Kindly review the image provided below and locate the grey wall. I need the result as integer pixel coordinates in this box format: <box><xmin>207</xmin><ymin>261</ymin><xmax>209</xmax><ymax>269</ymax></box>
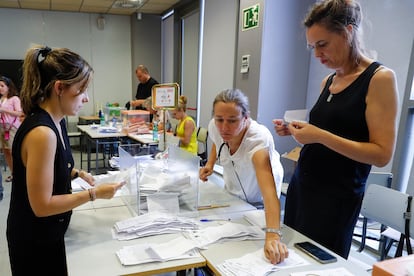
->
<box><xmin>131</xmin><ymin>13</ymin><xmax>162</xmax><ymax>98</ymax></box>
<box><xmin>198</xmin><ymin>0</ymin><xmax>238</xmax><ymax>129</ymax></box>
<box><xmin>0</xmin><ymin>8</ymin><xmax>132</xmax><ymax>125</ymax></box>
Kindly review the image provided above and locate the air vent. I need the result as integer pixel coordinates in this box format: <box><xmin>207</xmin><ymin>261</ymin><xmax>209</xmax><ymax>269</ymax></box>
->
<box><xmin>113</xmin><ymin>0</ymin><xmax>142</xmax><ymax>9</ymax></box>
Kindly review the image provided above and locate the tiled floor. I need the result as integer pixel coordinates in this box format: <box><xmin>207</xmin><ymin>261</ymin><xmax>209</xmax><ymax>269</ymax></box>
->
<box><xmin>0</xmin><ymin>150</ymin><xmax>389</xmax><ymax>276</ymax></box>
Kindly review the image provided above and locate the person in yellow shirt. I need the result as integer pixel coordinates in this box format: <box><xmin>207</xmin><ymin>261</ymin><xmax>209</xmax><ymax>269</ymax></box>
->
<box><xmin>171</xmin><ymin>95</ymin><xmax>197</xmax><ymax>155</ymax></box>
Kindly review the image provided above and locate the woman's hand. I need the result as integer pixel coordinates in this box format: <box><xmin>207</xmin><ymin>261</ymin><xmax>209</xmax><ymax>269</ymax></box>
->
<box><xmin>95</xmin><ymin>182</ymin><xmax>125</xmax><ymax>199</ymax></box>
<box><xmin>264</xmin><ymin>238</ymin><xmax>289</xmax><ymax>264</ymax></box>
<box><xmin>288</xmin><ymin>121</ymin><xmax>323</xmax><ymax>145</ymax></box>
<box><xmin>199</xmin><ymin>165</ymin><xmax>213</xmax><ymax>182</ymax></box>
<box><xmin>79</xmin><ymin>170</ymin><xmax>95</xmax><ymax>185</ymax></box>
<box><xmin>273</xmin><ymin>119</ymin><xmax>291</xmax><ymax>136</ymax></box>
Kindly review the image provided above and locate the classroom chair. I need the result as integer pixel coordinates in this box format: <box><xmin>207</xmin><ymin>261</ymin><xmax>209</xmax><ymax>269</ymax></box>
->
<box><xmin>360</xmin><ymin>184</ymin><xmax>412</xmax><ymax>260</ymax></box>
<box><xmin>196</xmin><ymin>126</ymin><xmax>208</xmax><ymax>166</ymax></box>
<box><xmin>356</xmin><ymin>172</ymin><xmax>393</xmax><ymax>252</ymax></box>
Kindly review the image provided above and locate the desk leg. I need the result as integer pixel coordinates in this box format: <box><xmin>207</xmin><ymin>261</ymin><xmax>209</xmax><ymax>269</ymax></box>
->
<box><xmin>87</xmin><ymin>136</ymin><xmax>91</xmax><ymax>173</ymax></box>
<box><xmin>79</xmin><ymin>134</ymin><xmax>83</xmax><ymax>170</ymax></box>
<box><xmin>95</xmin><ymin>139</ymin><xmax>99</xmax><ymax>175</ymax></box>
<box><xmin>176</xmin><ymin>270</ymin><xmax>187</xmax><ymax>276</ymax></box>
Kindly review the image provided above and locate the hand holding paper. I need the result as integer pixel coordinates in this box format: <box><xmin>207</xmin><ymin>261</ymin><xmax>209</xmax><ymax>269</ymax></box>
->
<box><xmin>283</xmin><ymin>109</ymin><xmax>308</xmax><ymax>124</ymax></box>
<box><xmin>273</xmin><ymin>109</ymin><xmax>308</xmax><ymax>137</ymax></box>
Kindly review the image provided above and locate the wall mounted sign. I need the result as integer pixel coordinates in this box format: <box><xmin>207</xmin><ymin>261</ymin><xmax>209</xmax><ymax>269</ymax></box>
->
<box><xmin>242</xmin><ymin>4</ymin><xmax>260</xmax><ymax>31</ymax></box>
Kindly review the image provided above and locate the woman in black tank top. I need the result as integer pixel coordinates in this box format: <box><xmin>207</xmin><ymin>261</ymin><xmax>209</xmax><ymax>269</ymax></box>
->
<box><xmin>274</xmin><ymin>0</ymin><xmax>398</xmax><ymax>259</ymax></box>
<box><xmin>7</xmin><ymin>46</ymin><xmax>124</xmax><ymax>276</ymax></box>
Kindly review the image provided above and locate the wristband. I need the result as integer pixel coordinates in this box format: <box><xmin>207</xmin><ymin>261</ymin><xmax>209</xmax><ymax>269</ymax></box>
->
<box><xmin>265</xmin><ymin>228</ymin><xmax>283</xmax><ymax>238</ymax></box>
<box><xmin>88</xmin><ymin>188</ymin><xmax>96</xmax><ymax>201</ymax></box>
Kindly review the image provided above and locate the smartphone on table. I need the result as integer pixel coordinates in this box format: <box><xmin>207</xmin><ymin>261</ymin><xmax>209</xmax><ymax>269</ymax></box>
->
<box><xmin>294</xmin><ymin>241</ymin><xmax>337</xmax><ymax>264</ymax></box>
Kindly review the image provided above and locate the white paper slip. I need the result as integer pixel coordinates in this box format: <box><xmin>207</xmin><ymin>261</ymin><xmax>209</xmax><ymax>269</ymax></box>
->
<box><xmin>283</xmin><ymin>109</ymin><xmax>308</xmax><ymax>124</ymax></box>
<box><xmin>217</xmin><ymin>249</ymin><xmax>309</xmax><ymax>276</ymax></box>
<box><xmin>290</xmin><ymin>267</ymin><xmax>354</xmax><ymax>276</ymax></box>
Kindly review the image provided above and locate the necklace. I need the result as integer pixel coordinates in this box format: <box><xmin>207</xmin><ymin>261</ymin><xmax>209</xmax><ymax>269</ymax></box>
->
<box><xmin>327</xmin><ymin>93</ymin><xmax>333</xmax><ymax>102</ymax></box>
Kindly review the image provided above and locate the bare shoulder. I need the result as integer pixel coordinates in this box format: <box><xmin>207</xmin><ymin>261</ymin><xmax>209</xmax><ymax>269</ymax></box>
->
<box><xmin>372</xmin><ymin>65</ymin><xmax>397</xmax><ymax>83</ymax></box>
<box><xmin>26</xmin><ymin>126</ymin><xmax>57</xmax><ymax>145</ymax></box>
<box><xmin>367</xmin><ymin>65</ymin><xmax>398</xmax><ymax>105</ymax></box>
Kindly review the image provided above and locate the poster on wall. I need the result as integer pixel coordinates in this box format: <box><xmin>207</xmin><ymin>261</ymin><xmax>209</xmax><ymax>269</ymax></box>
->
<box><xmin>152</xmin><ymin>83</ymin><xmax>179</xmax><ymax>109</ymax></box>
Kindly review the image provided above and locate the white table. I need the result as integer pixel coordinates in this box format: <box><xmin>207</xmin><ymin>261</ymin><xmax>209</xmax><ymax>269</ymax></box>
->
<box><xmin>65</xmin><ymin>177</ymin><xmax>256</xmax><ymax>276</ymax></box>
<box><xmin>77</xmin><ymin>125</ymin><xmax>127</xmax><ymax>174</ymax></box>
<box><xmin>65</xmin><ymin>203</ymin><xmax>206</xmax><ymax>276</ymax></box>
<box><xmin>200</xmin><ymin>222</ymin><xmax>371</xmax><ymax>276</ymax></box>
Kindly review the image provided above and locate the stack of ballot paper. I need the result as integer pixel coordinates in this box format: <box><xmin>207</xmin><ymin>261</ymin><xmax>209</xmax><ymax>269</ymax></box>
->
<box><xmin>217</xmin><ymin>249</ymin><xmax>310</xmax><ymax>276</ymax></box>
<box><xmin>113</xmin><ymin>212</ymin><xmax>199</xmax><ymax>240</ymax></box>
<box><xmin>116</xmin><ymin>236</ymin><xmax>201</xmax><ymax>266</ymax></box>
<box><xmin>116</xmin><ymin>222</ymin><xmax>268</xmax><ymax>266</ymax></box>
<box><xmin>184</xmin><ymin>222</ymin><xmax>265</xmax><ymax>248</ymax></box>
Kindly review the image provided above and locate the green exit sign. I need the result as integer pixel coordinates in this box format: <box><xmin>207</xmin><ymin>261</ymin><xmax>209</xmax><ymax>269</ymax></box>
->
<box><xmin>242</xmin><ymin>4</ymin><xmax>260</xmax><ymax>31</ymax></box>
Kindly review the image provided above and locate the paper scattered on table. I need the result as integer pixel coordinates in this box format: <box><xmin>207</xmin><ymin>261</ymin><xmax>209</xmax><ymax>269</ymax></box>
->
<box><xmin>184</xmin><ymin>222</ymin><xmax>265</xmax><ymax>248</ymax></box>
<box><xmin>113</xmin><ymin>212</ymin><xmax>199</xmax><ymax>240</ymax></box>
<box><xmin>290</xmin><ymin>267</ymin><xmax>354</xmax><ymax>276</ymax></box>
<box><xmin>98</xmin><ymin>126</ymin><xmax>118</xmax><ymax>133</ymax></box>
<box><xmin>116</xmin><ymin>238</ymin><xmax>201</xmax><ymax>266</ymax></box>
<box><xmin>217</xmin><ymin>249</ymin><xmax>309</xmax><ymax>276</ymax></box>
<box><xmin>283</xmin><ymin>109</ymin><xmax>308</xmax><ymax>124</ymax></box>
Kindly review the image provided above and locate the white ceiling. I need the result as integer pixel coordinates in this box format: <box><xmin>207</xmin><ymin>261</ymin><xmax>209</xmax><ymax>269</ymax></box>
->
<box><xmin>0</xmin><ymin>0</ymin><xmax>181</xmax><ymax>15</ymax></box>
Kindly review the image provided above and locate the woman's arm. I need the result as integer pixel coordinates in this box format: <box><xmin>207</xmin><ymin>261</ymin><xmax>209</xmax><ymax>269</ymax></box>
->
<box><xmin>180</xmin><ymin>119</ymin><xmax>195</xmax><ymax>146</ymax></box>
<box><xmin>23</xmin><ymin>126</ymin><xmax>122</xmax><ymax>217</ymax></box>
<box><xmin>288</xmin><ymin>67</ymin><xmax>398</xmax><ymax>167</ymax></box>
<box><xmin>252</xmin><ymin>149</ymin><xmax>288</xmax><ymax>264</ymax></box>
<box><xmin>199</xmin><ymin>143</ymin><xmax>217</xmax><ymax>181</ymax></box>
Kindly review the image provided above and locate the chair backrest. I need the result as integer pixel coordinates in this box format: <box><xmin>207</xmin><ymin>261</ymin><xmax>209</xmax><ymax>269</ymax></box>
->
<box><xmin>365</xmin><ymin>171</ymin><xmax>393</xmax><ymax>189</ymax></box>
<box><xmin>197</xmin><ymin>127</ymin><xmax>208</xmax><ymax>153</ymax></box>
<box><xmin>196</xmin><ymin>127</ymin><xmax>208</xmax><ymax>165</ymax></box>
<box><xmin>361</xmin><ymin>184</ymin><xmax>410</xmax><ymax>234</ymax></box>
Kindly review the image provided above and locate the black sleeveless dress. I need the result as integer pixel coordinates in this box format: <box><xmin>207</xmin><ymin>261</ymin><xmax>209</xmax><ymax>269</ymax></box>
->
<box><xmin>284</xmin><ymin>62</ymin><xmax>381</xmax><ymax>259</ymax></box>
<box><xmin>7</xmin><ymin>107</ymin><xmax>74</xmax><ymax>275</ymax></box>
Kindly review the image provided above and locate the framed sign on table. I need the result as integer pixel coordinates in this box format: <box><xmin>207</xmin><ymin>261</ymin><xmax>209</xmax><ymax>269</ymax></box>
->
<box><xmin>152</xmin><ymin>83</ymin><xmax>180</xmax><ymax>110</ymax></box>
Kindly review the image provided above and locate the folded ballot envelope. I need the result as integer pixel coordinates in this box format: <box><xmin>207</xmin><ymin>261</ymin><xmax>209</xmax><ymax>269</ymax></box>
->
<box><xmin>283</xmin><ymin>109</ymin><xmax>308</xmax><ymax>124</ymax></box>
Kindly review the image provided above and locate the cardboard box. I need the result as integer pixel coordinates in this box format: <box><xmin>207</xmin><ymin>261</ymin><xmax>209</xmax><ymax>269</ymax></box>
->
<box><xmin>121</xmin><ymin>110</ymin><xmax>150</xmax><ymax>126</ymax></box>
<box><xmin>280</xmin><ymin>146</ymin><xmax>302</xmax><ymax>183</ymax></box>
<box><xmin>372</xmin><ymin>254</ymin><xmax>414</xmax><ymax>276</ymax></box>
<box><xmin>281</xmin><ymin>146</ymin><xmax>301</xmax><ymax>162</ymax></box>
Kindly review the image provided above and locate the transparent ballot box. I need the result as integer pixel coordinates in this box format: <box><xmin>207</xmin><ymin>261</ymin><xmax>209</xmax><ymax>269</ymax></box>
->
<box><xmin>118</xmin><ymin>144</ymin><xmax>199</xmax><ymax>216</ymax></box>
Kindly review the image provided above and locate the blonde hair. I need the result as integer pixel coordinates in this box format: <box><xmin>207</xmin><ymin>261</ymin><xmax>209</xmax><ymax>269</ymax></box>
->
<box><xmin>21</xmin><ymin>45</ymin><xmax>93</xmax><ymax>115</ymax></box>
<box><xmin>177</xmin><ymin>95</ymin><xmax>187</xmax><ymax>112</ymax></box>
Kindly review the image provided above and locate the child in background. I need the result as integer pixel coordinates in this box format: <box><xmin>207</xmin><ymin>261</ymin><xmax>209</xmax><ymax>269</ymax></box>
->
<box><xmin>0</xmin><ymin>76</ymin><xmax>23</xmax><ymax>182</ymax></box>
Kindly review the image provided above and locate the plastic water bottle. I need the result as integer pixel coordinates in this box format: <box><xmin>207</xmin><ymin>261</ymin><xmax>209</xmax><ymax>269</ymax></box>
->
<box><xmin>152</xmin><ymin>120</ymin><xmax>159</xmax><ymax>141</ymax></box>
<box><xmin>99</xmin><ymin>110</ymin><xmax>105</xmax><ymax>126</ymax></box>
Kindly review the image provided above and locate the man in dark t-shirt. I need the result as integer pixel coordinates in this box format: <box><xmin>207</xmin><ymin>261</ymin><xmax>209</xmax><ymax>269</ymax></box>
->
<box><xmin>130</xmin><ymin>65</ymin><xmax>159</xmax><ymax>110</ymax></box>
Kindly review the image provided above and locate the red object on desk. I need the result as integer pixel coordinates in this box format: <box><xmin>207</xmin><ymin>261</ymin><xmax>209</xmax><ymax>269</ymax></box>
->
<box><xmin>372</xmin><ymin>254</ymin><xmax>414</xmax><ymax>276</ymax></box>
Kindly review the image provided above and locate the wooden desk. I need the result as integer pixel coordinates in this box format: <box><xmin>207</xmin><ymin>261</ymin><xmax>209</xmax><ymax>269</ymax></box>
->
<box><xmin>78</xmin><ymin>115</ymin><xmax>100</xmax><ymax>125</ymax></box>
